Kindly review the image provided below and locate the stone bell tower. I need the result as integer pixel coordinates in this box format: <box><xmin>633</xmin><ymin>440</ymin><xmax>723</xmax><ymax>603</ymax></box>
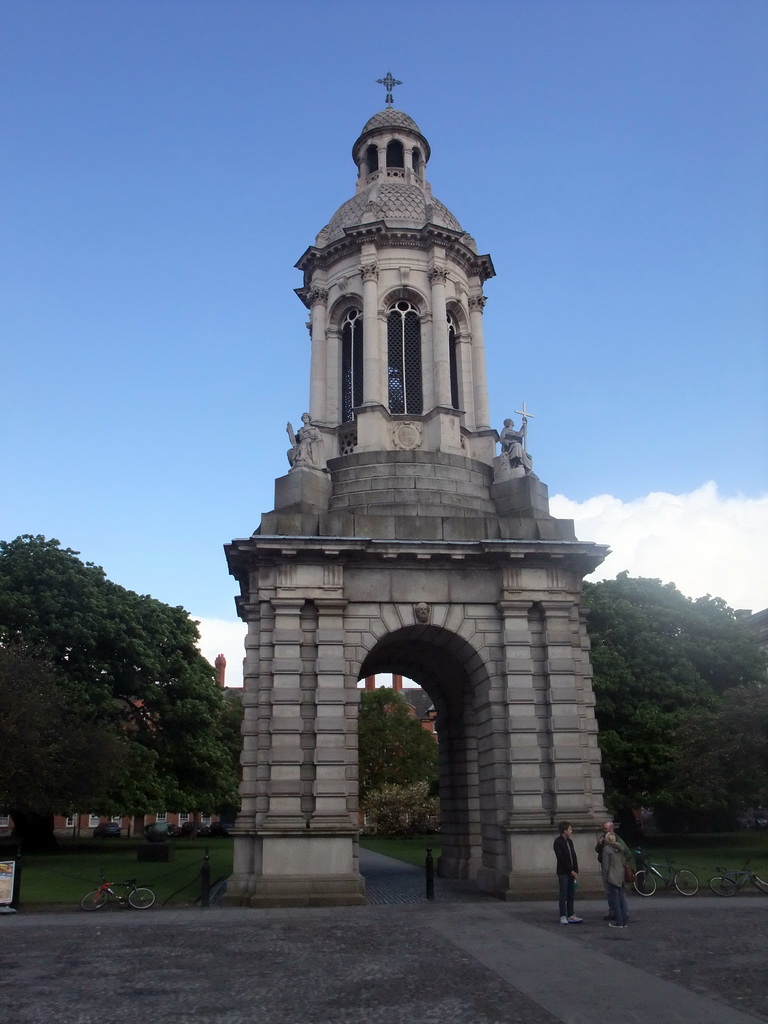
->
<box><xmin>226</xmin><ymin>80</ymin><xmax>609</xmax><ymax>907</ymax></box>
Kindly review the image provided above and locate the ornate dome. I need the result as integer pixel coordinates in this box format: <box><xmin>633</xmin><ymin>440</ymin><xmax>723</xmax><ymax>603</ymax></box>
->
<box><xmin>321</xmin><ymin>182</ymin><xmax>462</xmax><ymax>243</ymax></box>
<box><xmin>360</xmin><ymin>108</ymin><xmax>422</xmax><ymax>135</ymax></box>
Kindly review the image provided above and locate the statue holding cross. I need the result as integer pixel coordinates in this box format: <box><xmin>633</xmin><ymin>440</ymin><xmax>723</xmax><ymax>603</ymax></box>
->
<box><xmin>499</xmin><ymin>402</ymin><xmax>534</xmax><ymax>474</ymax></box>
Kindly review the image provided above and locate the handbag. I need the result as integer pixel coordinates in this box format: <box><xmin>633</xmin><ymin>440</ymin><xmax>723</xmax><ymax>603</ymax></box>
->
<box><xmin>624</xmin><ymin>864</ymin><xmax>636</xmax><ymax>884</ymax></box>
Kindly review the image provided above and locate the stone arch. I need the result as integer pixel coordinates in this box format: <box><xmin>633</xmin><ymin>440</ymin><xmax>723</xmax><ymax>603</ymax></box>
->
<box><xmin>328</xmin><ymin>292</ymin><xmax>363</xmax><ymax>327</ymax></box>
<box><xmin>355</xmin><ymin>616</ymin><xmax>499</xmax><ymax>882</ymax></box>
<box><xmin>379</xmin><ymin>284</ymin><xmax>429</xmax><ymax>317</ymax></box>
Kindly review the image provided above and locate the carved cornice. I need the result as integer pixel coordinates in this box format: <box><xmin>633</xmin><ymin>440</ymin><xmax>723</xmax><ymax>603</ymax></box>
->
<box><xmin>295</xmin><ymin>226</ymin><xmax>495</xmax><ymax>284</ymax></box>
<box><xmin>308</xmin><ymin>287</ymin><xmax>329</xmax><ymax>305</ymax></box>
<box><xmin>428</xmin><ymin>267</ymin><xmax>449</xmax><ymax>285</ymax></box>
<box><xmin>468</xmin><ymin>294</ymin><xmax>488</xmax><ymax>312</ymax></box>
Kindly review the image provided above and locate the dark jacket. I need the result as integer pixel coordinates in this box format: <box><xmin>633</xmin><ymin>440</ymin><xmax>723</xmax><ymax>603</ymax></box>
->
<box><xmin>553</xmin><ymin>834</ymin><xmax>579</xmax><ymax>875</ymax></box>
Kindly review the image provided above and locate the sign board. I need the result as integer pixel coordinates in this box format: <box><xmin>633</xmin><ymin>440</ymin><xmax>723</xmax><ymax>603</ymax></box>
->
<box><xmin>0</xmin><ymin>860</ymin><xmax>16</xmax><ymax>905</ymax></box>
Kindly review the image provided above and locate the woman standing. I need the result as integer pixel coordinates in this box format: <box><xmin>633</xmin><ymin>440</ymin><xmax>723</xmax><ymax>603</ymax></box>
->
<box><xmin>601</xmin><ymin>831</ymin><xmax>629</xmax><ymax>929</ymax></box>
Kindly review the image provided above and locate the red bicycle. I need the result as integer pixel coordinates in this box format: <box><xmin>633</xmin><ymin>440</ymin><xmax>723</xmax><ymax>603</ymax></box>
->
<box><xmin>80</xmin><ymin>876</ymin><xmax>155</xmax><ymax>910</ymax></box>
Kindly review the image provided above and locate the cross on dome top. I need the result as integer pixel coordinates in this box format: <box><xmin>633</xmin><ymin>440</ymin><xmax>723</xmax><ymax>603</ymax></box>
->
<box><xmin>376</xmin><ymin>71</ymin><xmax>403</xmax><ymax>106</ymax></box>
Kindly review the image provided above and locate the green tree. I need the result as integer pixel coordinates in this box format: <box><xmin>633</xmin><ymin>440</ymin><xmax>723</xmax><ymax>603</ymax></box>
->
<box><xmin>0</xmin><ymin>535</ymin><xmax>239</xmax><ymax>845</ymax></box>
<box><xmin>585</xmin><ymin>573</ymin><xmax>766</xmax><ymax>825</ymax></box>
<box><xmin>358</xmin><ymin>688</ymin><xmax>438</xmax><ymax>808</ymax></box>
<box><xmin>0</xmin><ymin>647</ymin><xmax>145</xmax><ymax>848</ymax></box>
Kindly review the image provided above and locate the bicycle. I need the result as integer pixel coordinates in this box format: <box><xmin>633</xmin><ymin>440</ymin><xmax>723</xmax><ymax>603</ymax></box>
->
<box><xmin>708</xmin><ymin>864</ymin><xmax>768</xmax><ymax>897</ymax></box>
<box><xmin>80</xmin><ymin>876</ymin><xmax>156</xmax><ymax>911</ymax></box>
<box><xmin>632</xmin><ymin>850</ymin><xmax>699</xmax><ymax>897</ymax></box>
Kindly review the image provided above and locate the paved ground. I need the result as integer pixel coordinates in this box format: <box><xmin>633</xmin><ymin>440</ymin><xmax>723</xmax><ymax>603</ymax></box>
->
<box><xmin>1</xmin><ymin>852</ymin><xmax>766</xmax><ymax>1024</ymax></box>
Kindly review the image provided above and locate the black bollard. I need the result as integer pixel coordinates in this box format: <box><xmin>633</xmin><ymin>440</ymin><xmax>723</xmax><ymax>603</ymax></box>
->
<box><xmin>425</xmin><ymin>845</ymin><xmax>435</xmax><ymax>901</ymax></box>
<box><xmin>201</xmin><ymin>848</ymin><xmax>211</xmax><ymax>908</ymax></box>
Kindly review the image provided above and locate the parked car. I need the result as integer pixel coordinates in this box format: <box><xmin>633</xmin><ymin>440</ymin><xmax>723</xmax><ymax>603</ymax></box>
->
<box><xmin>207</xmin><ymin>822</ymin><xmax>231</xmax><ymax>838</ymax></box>
<box><xmin>180</xmin><ymin>821</ymin><xmax>210</xmax><ymax>837</ymax></box>
<box><xmin>93</xmin><ymin>822</ymin><xmax>122</xmax><ymax>838</ymax></box>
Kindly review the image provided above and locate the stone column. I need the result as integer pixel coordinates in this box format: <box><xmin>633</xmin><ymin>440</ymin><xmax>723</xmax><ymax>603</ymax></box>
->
<box><xmin>360</xmin><ymin>261</ymin><xmax>381</xmax><ymax>405</ymax></box>
<box><xmin>429</xmin><ymin>265</ymin><xmax>451</xmax><ymax>408</ymax></box>
<box><xmin>311</xmin><ymin>596</ymin><xmax>356</xmax><ymax>827</ymax></box>
<box><xmin>262</xmin><ymin>597</ymin><xmax>306</xmax><ymax>828</ymax></box>
<box><xmin>308</xmin><ymin>287</ymin><xmax>329</xmax><ymax>423</ymax></box>
<box><xmin>540</xmin><ymin>599</ymin><xmax>602</xmax><ymax>822</ymax></box>
<box><xmin>498</xmin><ymin>598</ymin><xmax>551</xmax><ymax>827</ymax></box>
<box><xmin>468</xmin><ymin>293</ymin><xmax>491</xmax><ymax>429</ymax></box>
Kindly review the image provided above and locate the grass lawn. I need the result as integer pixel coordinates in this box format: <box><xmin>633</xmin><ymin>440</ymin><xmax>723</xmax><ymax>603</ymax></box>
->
<box><xmin>359</xmin><ymin>835</ymin><xmax>441</xmax><ymax>867</ymax></box>
<box><xmin>360</xmin><ymin>832</ymin><xmax>768</xmax><ymax>882</ymax></box>
<box><xmin>15</xmin><ymin>837</ymin><xmax>234</xmax><ymax>908</ymax></box>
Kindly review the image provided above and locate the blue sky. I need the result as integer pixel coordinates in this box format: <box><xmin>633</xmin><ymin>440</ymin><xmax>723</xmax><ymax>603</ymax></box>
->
<box><xmin>2</xmin><ymin>1</ymin><xmax>766</xmax><ymax>682</ymax></box>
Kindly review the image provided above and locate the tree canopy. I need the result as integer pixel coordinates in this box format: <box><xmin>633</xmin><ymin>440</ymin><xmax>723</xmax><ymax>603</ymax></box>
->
<box><xmin>357</xmin><ymin>688</ymin><xmax>438</xmax><ymax>807</ymax></box>
<box><xmin>0</xmin><ymin>535</ymin><xmax>239</xmax><ymax>833</ymax></box>
<box><xmin>585</xmin><ymin>572</ymin><xmax>767</xmax><ymax>827</ymax></box>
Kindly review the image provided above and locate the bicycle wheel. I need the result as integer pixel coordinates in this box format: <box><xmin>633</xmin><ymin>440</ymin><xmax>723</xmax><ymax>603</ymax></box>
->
<box><xmin>634</xmin><ymin>870</ymin><xmax>656</xmax><ymax>896</ymax></box>
<box><xmin>708</xmin><ymin>875</ymin><xmax>737</xmax><ymax>897</ymax></box>
<box><xmin>128</xmin><ymin>886</ymin><xmax>155</xmax><ymax>909</ymax></box>
<box><xmin>674</xmin><ymin>868</ymin><xmax>699</xmax><ymax>896</ymax></box>
<box><xmin>81</xmin><ymin>888</ymin><xmax>108</xmax><ymax>911</ymax></box>
<box><xmin>750</xmin><ymin>873</ymin><xmax>768</xmax><ymax>894</ymax></box>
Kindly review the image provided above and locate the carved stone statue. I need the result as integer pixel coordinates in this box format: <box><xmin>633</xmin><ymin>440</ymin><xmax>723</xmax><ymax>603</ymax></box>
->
<box><xmin>286</xmin><ymin>413</ymin><xmax>322</xmax><ymax>469</ymax></box>
<box><xmin>499</xmin><ymin>417</ymin><xmax>533</xmax><ymax>474</ymax></box>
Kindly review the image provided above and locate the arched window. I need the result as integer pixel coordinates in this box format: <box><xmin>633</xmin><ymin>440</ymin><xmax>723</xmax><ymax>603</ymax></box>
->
<box><xmin>447</xmin><ymin>312</ymin><xmax>460</xmax><ymax>410</ymax></box>
<box><xmin>366</xmin><ymin>145</ymin><xmax>379</xmax><ymax>173</ymax></box>
<box><xmin>387</xmin><ymin>300</ymin><xmax>422</xmax><ymax>415</ymax></box>
<box><xmin>412</xmin><ymin>148</ymin><xmax>422</xmax><ymax>176</ymax></box>
<box><xmin>341</xmin><ymin>308</ymin><xmax>364</xmax><ymax>423</ymax></box>
<box><xmin>386</xmin><ymin>140</ymin><xmax>404</xmax><ymax>168</ymax></box>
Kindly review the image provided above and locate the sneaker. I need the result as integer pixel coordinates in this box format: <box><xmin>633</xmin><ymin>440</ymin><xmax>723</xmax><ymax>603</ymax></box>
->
<box><xmin>567</xmin><ymin>915</ymin><xmax>583</xmax><ymax>923</ymax></box>
<box><xmin>608</xmin><ymin>922</ymin><xmax>623</xmax><ymax>928</ymax></box>
<box><xmin>559</xmin><ymin>916</ymin><xmax>569</xmax><ymax>924</ymax></box>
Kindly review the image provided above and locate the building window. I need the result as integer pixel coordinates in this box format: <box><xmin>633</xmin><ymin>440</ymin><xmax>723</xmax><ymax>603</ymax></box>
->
<box><xmin>179</xmin><ymin>813</ymin><xmax>190</xmax><ymax>824</ymax></box>
<box><xmin>447</xmin><ymin>312</ymin><xmax>460</xmax><ymax>410</ymax></box>
<box><xmin>341</xmin><ymin>308</ymin><xmax>364</xmax><ymax>423</ymax></box>
<box><xmin>412</xmin><ymin>148</ymin><xmax>422</xmax><ymax>176</ymax></box>
<box><xmin>387</xmin><ymin>301</ymin><xmax>423</xmax><ymax>415</ymax></box>
<box><xmin>89</xmin><ymin>814</ymin><xmax>100</xmax><ymax>828</ymax></box>
<box><xmin>111</xmin><ymin>815</ymin><xmax>122</xmax><ymax>824</ymax></box>
<box><xmin>386</xmin><ymin>140</ymin><xmax>404</xmax><ymax>168</ymax></box>
<box><xmin>156</xmin><ymin>812</ymin><xmax>167</xmax><ymax>823</ymax></box>
<box><xmin>366</xmin><ymin>144</ymin><xmax>378</xmax><ymax>173</ymax></box>
<box><xmin>0</xmin><ymin>815</ymin><xmax>9</xmax><ymax>828</ymax></box>
<box><xmin>201</xmin><ymin>815</ymin><xmax>211</xmax><ymax>825</ymax></box>
<box><xmin>65</xmin><ymin>816</ymin><xmax>75</xmax><ymax>828</ymax></box>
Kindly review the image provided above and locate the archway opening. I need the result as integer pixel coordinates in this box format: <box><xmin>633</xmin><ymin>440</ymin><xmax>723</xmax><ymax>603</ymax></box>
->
<box><xmin>359</xmin><ymin>624</ymin><xmax>493</xmax><ymax>882</ymax></box>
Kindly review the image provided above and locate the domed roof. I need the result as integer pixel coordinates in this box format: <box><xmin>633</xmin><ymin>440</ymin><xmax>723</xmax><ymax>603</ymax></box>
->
<box><xmin>320</xmin><ymin>181</ymin><xmax>462</xmax><ymax>243</ymax></box>
<box><xmin>360</xmin><ymin>108</ymin><xmax>422</xmax><ymax>135</ymax></box>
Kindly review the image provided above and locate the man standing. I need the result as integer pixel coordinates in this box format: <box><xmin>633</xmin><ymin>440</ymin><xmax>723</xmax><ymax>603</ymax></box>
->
<box><xmin>596</xmin><ymin>820</ymin><xmax>634</xmax><ymax>921</ymax></box>
<box><xmin>553</xmin><ymin>821</ymin><xmax>583</xmax><ymax>924</ymax></box>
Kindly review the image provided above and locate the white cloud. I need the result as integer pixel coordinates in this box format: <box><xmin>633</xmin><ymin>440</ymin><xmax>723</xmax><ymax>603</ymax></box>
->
<box><xmin>193</xmin><ymin>617</ymin><xmax>247</xmax><ymax>687</ymax></box>
<box><xmin>194</xmin><ymin>483</ymin><xmax>768</xmax><ymax>684</ymax></box>
<box><xmin>551</xmin><ymin>482</ymin><xmax>768</xmax><ymax>612</ymax></box>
